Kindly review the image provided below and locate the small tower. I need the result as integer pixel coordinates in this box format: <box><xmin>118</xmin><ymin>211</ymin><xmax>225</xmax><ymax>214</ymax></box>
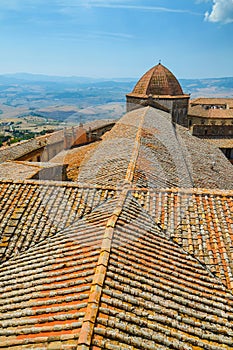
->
<box><xmin>126</xmin><ymin>63</ymin><xmax>190</xmax><ymax>127</ymax></box>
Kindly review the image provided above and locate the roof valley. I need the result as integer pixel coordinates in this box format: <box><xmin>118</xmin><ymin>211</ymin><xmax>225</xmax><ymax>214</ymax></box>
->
<box><xmin>132</xmin><ymin>188</ymin><xmax>233</xmax><ymax>293</ymax></box>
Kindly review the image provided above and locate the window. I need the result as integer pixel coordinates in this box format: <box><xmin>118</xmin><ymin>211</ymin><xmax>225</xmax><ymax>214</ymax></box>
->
<box><xmin>222</xmin><ymin>148</ymin><xmax>232</xmax><ymax>159</ymax></box>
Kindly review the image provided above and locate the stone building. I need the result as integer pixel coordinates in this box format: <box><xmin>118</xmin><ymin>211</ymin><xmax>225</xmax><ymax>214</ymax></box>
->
<box><xmin>188</xmin><ymin>98</ymin><xmax>233</xmax><ymax>163</ymax></box>
<box><xmin>0</xmin><ymin>120</ymin><xmax>115</xmax><ymax>181</ymax></box>
<box><xmin>0</xmin><ymin>64</ymin><xmax>233</xmax><ymax>349</ymax></box>
<box><xmin>126</xmin><ymin>62</ymin><xmax>190</xmax><ymax>127</ymax></box>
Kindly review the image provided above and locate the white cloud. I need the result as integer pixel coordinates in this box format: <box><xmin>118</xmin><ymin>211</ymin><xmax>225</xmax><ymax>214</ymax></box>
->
<box><xmin>56</xmin><ymin>30</ymin><xmax>133</xmax><ymax>41</ymax></box>
<box><xmin>0</xmin><ymin>0</ymin><xmax>201</xmax><ymax>18</ymax></box>
<box><xmin>205</xmin><ymin>0</ymin><xmax>233</xmax><ymax>23</ymax></box>
<box><xmin>56</xmin><ymin>1</ymin><xmax>201</xmax><ymax>16</ymax></box>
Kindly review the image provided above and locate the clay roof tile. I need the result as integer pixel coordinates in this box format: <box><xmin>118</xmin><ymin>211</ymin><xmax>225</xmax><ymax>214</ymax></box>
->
<box><xmin>132</xmin><ymin>63</ymin><xmax>184</xmax><ymax>96</ymax></box>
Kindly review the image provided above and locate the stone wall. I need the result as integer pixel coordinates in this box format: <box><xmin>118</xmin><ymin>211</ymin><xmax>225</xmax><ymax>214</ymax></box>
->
<box><xmin>126</xmin><ymin>95</ymin><xmax>189</xmax><ymax>127</ymax></box>
<box><xmin>64</xmin><ymin>126</ymin><xmax>87</xmax><ymax>149</ymax></box>
<box><xmin>126</xmin><ymin>96</ymin><xmax>148</xmax><ymax>113</ymax></box>
<box><xmin>0</xmin><ymin>121</ymin><xmax>116</xmax><ymax>164</ymax></box>
<box><xmin>171</xmin><ymin>98</ymin><xmax>189</xmax><ymax>127</ymax></box>
<box><xmin>192</xmin><ymin>125</ymin><xmax>233</xmax><ymax>137</ymax></box>
<box><xmin>188</xmin><ymin>116</ymin><xmax>233</xmax><ymax>127</ymax></box>
<box><xmin>18</xmin><ymin>141</ymin><xmax>64</xmax><ymax>162</ymax></box>
<box><xmin>32</xmin><ymin>164</ymin><xmax>68</xmax><ymax>181</ymax></box>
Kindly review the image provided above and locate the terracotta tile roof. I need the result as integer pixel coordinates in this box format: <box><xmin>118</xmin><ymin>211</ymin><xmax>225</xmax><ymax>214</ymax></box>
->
<box><xmin>0</xmin><ymin>198</ymin><xmax>117</xmax><ymax>349</ymax></box>
<box><xmin>191</xmin><ymin>98</ymin><xmax>233</xmax><ymax>108</ymax></box>
<box><xmin>132</xmin><ymin>188</ymin><xmax>233</xmax><ymax>291</ymax></box>
<box><xmin>92</xmin><ymin>194</ymin><xmax>233</xmax><ymax>349</ymax></box>
<box><xmin>0</xmin><ymin>161</ymin><xmax>68</xmax><ymax>181</ymax></box>
<box><xmin>188</xmin><ymin>105</ymin><xmax>233</xmax><ymax>119</ymax></box>
<box><xmin>188</xmin><ymin>105</ymin><xmax>209</xmax><ymax>117</ymax></box>
<box><xmin>77</xmin><ymin>108</ymin><xmax>147</xmax><ymax>186</ymax></box>
<box><xmin>0</xmin><ymin>136</ymin><xmax>48</xmax><ymax>163</ymax></box>
<box><xmin>132</xmin><ymin>108</ymin><xmax>194</xmax><ymax>188</ymax></box>
<box><xmin>1</xmin><ymin>189</ymin><xmax>233</xmax><ymax>349</ymax></box>
<box><xmin>0</xmin><ymin>162</ymin><xmax>41</xmax><ymax>180</ymax></box>
<box><xmin>78</xmin><ymin>106</ymin><xmax>233</xmax><ymax>190</ymax></box>
<box><xmin>0</xmin><ymin>120</ymin><xmax>115</xmax><ymax>164</ymax></box>
<box><xmin>50</xmin><ymin>141</ymin><xmax>101</xmax><ymax>181</ymax></box>
<box><xmin>1</xmin><ymin>104</ymin><xmax>233</xmax><ymax>349</ymax></box>
<box><xmin>0</xmin><ymin>130</ymin><xmax>68</xmax><ymax>163</ymax></box>
<box><xmin>0</xmin><ymin>180</ymin><xmax>115</xmax><ymax>263</ymax></box>
<box><xmin>200</xmin><ymin>137</ymin><xmax>233</xmax><ymax>149</ymax></box>
<box><xmin>131</xmin><ymin>63</ymin><xmax>184</xmax><ymax>96</ymax></box>
<box><xmin>208</xmin><ymin>108</ymin><xmax>233</xmax><ymax>118</ymax></box>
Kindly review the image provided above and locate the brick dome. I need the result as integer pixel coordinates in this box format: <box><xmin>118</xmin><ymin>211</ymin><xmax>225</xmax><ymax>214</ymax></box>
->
<box><xmin>132</xmin><ymin>63</ymin><xmax>184</xmax><ymax>96</ymax></box>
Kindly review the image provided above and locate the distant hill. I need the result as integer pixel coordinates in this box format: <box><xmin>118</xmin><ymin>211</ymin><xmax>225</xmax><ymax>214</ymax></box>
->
<box><xmin>0</xmin><ymin>73</ymin><xmax>135</xmax><ymax>84</ymax></box>
<box><xmin>0</xmin><ymin>73</ymin><xmax>232</xmax><ymax>97</ymax></box>
<box><xmin>0</xmin><ymin>73</ymin><xmax>232</xmax><ymax>123</ymax></box>
<box><xmin>180</xmin><ymin>77</ymin><xmax>233</xmax><ymax>98</ymax></box>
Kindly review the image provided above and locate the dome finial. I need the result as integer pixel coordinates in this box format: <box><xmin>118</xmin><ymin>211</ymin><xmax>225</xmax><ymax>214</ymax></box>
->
<box><xmin>159</xmin><ymin>59</ymin><xmax>161</xmax><ymax>64</ymax></box>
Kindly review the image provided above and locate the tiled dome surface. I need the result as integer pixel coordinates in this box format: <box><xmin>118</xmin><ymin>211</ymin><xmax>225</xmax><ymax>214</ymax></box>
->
<box><xmin>132</xmin><ymin>63</ymin><xmax>184</xmax><ymax>96</ymax></box>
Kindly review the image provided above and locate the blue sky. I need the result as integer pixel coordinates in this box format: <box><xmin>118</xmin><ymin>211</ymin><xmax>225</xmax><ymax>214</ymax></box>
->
<box><xmin>0</xmin><ymin>0</ymin><xmax>232</xmax><ymax>78</ymax></box>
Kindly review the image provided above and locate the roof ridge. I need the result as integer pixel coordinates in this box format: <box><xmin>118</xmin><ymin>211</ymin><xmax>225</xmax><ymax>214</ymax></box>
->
<box><xmin>145</xmin><ymin>66</ymin><xmax>156</xmax><ymax>96</ymax></box>
<box><xmin>172</xmin><ymin>123</ymin><xmax>194</xmax><ymax>187</ymax></box>
<box><xmin>125</xmin><ymin>107</ymin><xmax>148</xmax><ymax>183</ymax></box>
<box><xmin>131</xmin><ymin>187</ymin><xmax>233</xmax><ymax>196</ymax></box>
<box><xmin>77</xmin><ymin>185</ymin><xmax>130</xmax><ymax>349</ymax></box>
<box><xmin>0</xmin><ymin>178</ymin><xmax>117</xmax><ymax>190</ymax></box>
<box><xmin>145</xmin><ymin>63</ymin><xmax>172</xmax><ymax>96</ymax></box>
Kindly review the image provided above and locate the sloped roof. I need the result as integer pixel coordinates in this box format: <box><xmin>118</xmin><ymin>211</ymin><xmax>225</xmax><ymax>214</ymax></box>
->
<box><xmin>49</xmin><ymin>141</ymin><xmax>101</xmax><ymax>181</ymax></box>
<box><xmin>0</xmin><ymin>120</ymin><xmax>115</xmax><ymax>164</ymax></box>
<box><xmin>188</xmin><ymin>105</ymin><xmax>233</xmax><ymax>119</ymax></box>
<box><xmin>208</xmin><ymin>109</ymin><xmax>233</xmax><ymax>118</ymax></box>
<box><xmin>200</xmin><ymin>137</ymin><xmax>233</xmax><ymax>149</ymax></box>
<box><xmin>92</xmin><ymin>194</ymin><xmax>233</xmax><ymax>349</ymax></box>
<box><xmin>132</xmin><ymin>188</ymin><xmax>233</xmax><ymax>290</ymax></box>
<box><xmin>1</xmin><ymin>104</ymin><xmax>233</xmax><ymax>349</ymax></box>
<box><xmin>0</xmin><ymin>130</ymin><xmax>66</xmax><ymax>163</ymax></box>
<box><xmin>0</xmin><ymin>198</ymin><xmax>117</xmax><ymax>349</ymax></box>
<box><xmin>191</xmin><ymin>98</ymin><xmax>233</xmax><ymax>108</ymax></box>
<box><xmin>0</xmin><ymin>190</ymin><xmax>233</xmax><ymax>349</ymax></box>
<box><xmin>0</xmin><ymin>180</ymin><xmax>115</xmax><ymax>263</ymax></box>
<box><xmin>130</xmin><ymin>63</ymin><xmax>184</xmax><ymax>97</ymax></box>
<box><xmin>0</xmin><ymin>162</ymin><xmax>41</xmax><ymax>180</ymax></box>
<box><xmin>0</xmin><ymin>136</ymin><xmax>47</xmax><ymax>163</ymax></box>
<box><xmin>188</xmin><ymin>104</ymin><xmax>207</xmax><ymax>117</ymax></box>
<box><xmin>77</xmin><ymin>107</ymin><xmax>233</xmax><ymax>190</ymax></box>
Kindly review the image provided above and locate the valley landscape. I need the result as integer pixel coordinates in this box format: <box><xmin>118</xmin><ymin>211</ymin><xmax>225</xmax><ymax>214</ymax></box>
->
<box><xmin>0</xmin><ymin>73</ymin><xmax>233</xmax><ymax>145</ymax></box>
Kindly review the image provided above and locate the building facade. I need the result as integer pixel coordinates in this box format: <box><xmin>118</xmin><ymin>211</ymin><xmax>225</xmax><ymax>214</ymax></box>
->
<box><xmin>188</xmin><ymin>98</ymin><xmax>233</xmax><ymax>163</ymax></box>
